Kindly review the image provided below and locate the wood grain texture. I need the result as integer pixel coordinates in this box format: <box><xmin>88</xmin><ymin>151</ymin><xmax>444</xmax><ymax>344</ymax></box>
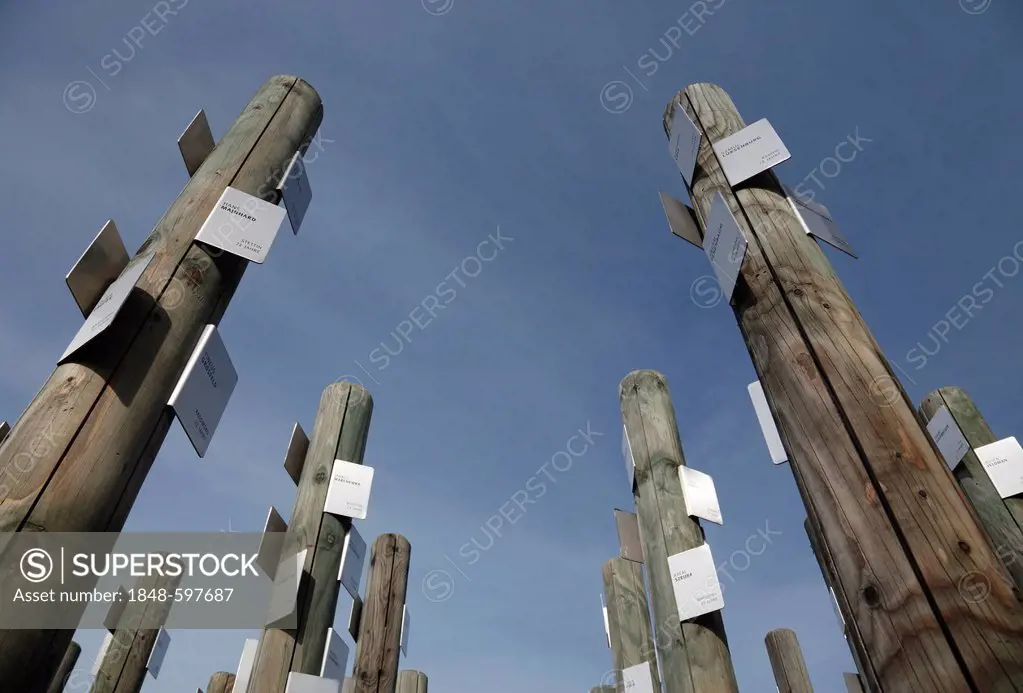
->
<box><xmin>206</xmin><ymin>671</ymin><xmax>236</xmax><ymax>693</ymax></box>
<box><xmin>353</xmin><ymin>534</ymin><xmax>411</xmax><ymax>693</ymax></box>
<box><xmin>603</xmin><ymin>557</ymin><xmax>659</xmax><ymax>693</ymax></box>
<box><xmin>90</xmin><ymin>572</ymin><xmax>180</xmax><ymax>693</ymax></box>
<box><xmin>920</xmin><ymin>387</ymin><xmax>1023</xmax><ymax>591</ymax></box>
<box><xmin>765</xmin><ymin>628</ymin><xmax>814</xmax><ymax>693</ymax></box>
<box><xmin>294</xmin><ymin>384</ymin><xmax>373</xmax><ymax>675</ymax></box>
<box><xmin>45</xmin><ymin>640</ymin><xmax>81</xmax><ymax>693</ymax></box>
<box><xmin>665</xmin><ymin>83</ymin><xmax>1023</xmax><ymax>691</ymax></box>
<box><xmin>804</xmin><ymin>518</ymin><xmax>878</xmax><ymax>692</ymax></box>
<box><xmin>0</xmin><ymin>74</ymin><xmax>323</xmax><ymax>693</ymax></box>
<box><xmin>248</xmin><ymin>382</ymin><xmax>370</xmax><ymax>693</ymax></box>
<box><xmin>620</xmin><ymin>370</ymin><xmax>739</xmax><ymax>693</ymax></box>
<box><xmin>395</xmin><ymin>670</ymin><xmax>428</xmax><ymax>693</ymax></box>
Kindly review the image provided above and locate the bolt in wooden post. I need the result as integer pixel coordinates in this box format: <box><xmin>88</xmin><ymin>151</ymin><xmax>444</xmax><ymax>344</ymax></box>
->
<box><xmin>765</xmin><ymin>628</ymin><xmax>814</xmax><ymax>693</ymax></box>
<box><xmin>89</xmin><ymin>572</ymin><xmax>180</xmax><ymax>693</ymax></box>
<box><xmin>602</xmin><ymin>557</ymin><xmax>660</xmax><ymax>693</ymax></box>
<box><xmin>205</xmin><ymin>671</ymin><xmax>235</xmax><ymax>693</ymax></box>
<box><xmin>45</xmin><ymin>640</ymin><xmax>81</xmax><ymax>693</ymax></box>
<box><xmin>395</xmin><ymin>670</ymin><xmax>428</xmax><ymax>693</ymax></box>
<box><xmin>665</xmin><ymin>83</ymin><xmax>1023</xmax><ymax>690</ymax></box>
<box><xmin>248</xmin><ymin>382</ymin><xmax>373</xmax><ymax>693</ymax></box>
<box><xmin>352</xmin><ymin>534</ymin><xmax>411</xmax><ymax>693</ymax></box>
<box><xmin>620</xmin><ymin>370</ymin><xmax>739</xmax><ymax>693</ymax></box>
<box><xmin>803</xmin><ymin>518</ymin><xmax>876</xmax><ymax>692</ymax></box>
<box><xmin>919</xmin><ymin>386</ymin><xmax>1023</xmax><ymax>590</ymax></box>
<box><xmin>0</xmin><ymin>74</ymin><xmax>322</xmax><ymax>692</ymax></box>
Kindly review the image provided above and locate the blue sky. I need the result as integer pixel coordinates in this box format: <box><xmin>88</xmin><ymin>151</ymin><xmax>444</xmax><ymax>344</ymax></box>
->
<box><xmin>2</xmin><ymin>0</ymin><xmax>1023</xmax><ymax>691</ymax></box>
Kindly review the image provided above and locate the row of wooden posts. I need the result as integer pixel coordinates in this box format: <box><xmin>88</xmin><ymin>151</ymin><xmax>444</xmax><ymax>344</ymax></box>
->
<box><xmin>587</xmin><ymin>82</ymin><xmax>1023</xmax><ymax>693</ymax></box>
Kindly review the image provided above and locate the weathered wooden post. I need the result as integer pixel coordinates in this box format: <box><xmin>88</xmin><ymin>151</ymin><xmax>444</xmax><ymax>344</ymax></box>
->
<box><xmin>602</xmin><ymin>557</ymin><xmax>659</xmax><ymax>693</ymax></box>
<box><xmin>352</xmin><ymin>534</ymin><xmax>411</xmax><ymax>693</ymax></box>
<box><xmin>0</xmin><ymin>74</ymin><xmax>322</xmax><ymax>692</ymax></box>
<box><xmin>765</xmin><ymin>628</ymin><xmax>813</xmax><ymax>693</ymax></box>
<box><xmin>248</xmin><ymin>381</ymin><xmax>373</xmax><ymax>693</ymax></box>
<box><xmin>206</xmin><ymin>671</ymin><xmax>236</xmax><ymax>693</ymax></box>
<box><xmin>45</xmin><ymin>640</ymin><xmax>81</xmax><ymax>693</ymax></box>
<box><xmin>90</xmin><ymin>572</ymin><xmax>180</xmax><ymax>693</ymax></box>
<box><xmin>395</xmin><ymin>670</ymin><xmax>428</xmax><ymax>693</ymax></box>
<box><xmin>919</xmin><ymin>386</ymin><xmax>1023</xmax><ymax>590</ymax></box>
<box><xmin>664</xmin><ymin>83</ymin><xmax>1023</xmax><ymax>689</ymax></box>
<box><xmin>620</xmin><ymin>370</ymin><xmax>739</xmax><ymax>693</ymax></box>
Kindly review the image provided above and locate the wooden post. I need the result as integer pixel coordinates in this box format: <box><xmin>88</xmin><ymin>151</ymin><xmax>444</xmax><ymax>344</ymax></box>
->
<box><xmin>45</xmin><ymin>640</ymin><xmax>81</xmax><ymax>693</ymax></box>
<box><xmin>919</xmin><ymin>386</ymin><xmax>1023</xmax><ymax>590</ymax></box>
<box><xmin>620</xmin><ymin>370</ymin><xmax>739</xmax><ymax>693</ymax></box>
<box><xmin>0</xmin><ymin>74</ymin><xmax>323</xmax><ymax>692</ymax></box>
<box><xmin>764</xmin><ymin>628</ymin><xmax>813</xmax><ymax>693</ymax></box>
<box><xmin>665</xmin><ymin>84</ymin><xmax>1023</xmax><ymax>689</ymax></box>
<box><xmin>89</xmin><ymin>572</ymin><xmax>180</xmax><ymax>693</ymax></box>
<box><xmin>395</xmin><ymin>671</ymin><xmax>428</xmax><ymax>693</ymax></box>
<box><xmin>803</xmin><ymin>518</ymin><xmax>876</xmax><ymax>692</ymax></box>
<box><xmin>206</xmin><ymin>672</ymin><xmax>236</xmax><ymax>693</ymax></box>
<box><xmin>352</xmin><ymin>534</ymin><xmax>411</xmax><ymax>693</ymax></box>
<box><xmin>602</xmin><ymin>557</ymin><xmax>660</xmax><ymax>693</ymax></box>
<box><xmin>844</xmin><ymin>672</ymin><xmax>866</xmax><ymax>693</ymax></box>
<box><xmin>248</xmin><ymin>381</ymin><xmax>373</xmax><ymax>693</ymax></box>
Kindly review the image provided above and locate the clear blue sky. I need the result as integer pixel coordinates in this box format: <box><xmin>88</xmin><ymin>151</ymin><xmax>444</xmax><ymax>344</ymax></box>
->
<box><xmin>2</xmin><ymin>0</ymin><xmax>1023</xmax><ymax>691</ymax></box>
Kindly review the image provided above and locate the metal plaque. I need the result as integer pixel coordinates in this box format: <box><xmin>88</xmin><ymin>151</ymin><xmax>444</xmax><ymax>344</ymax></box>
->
<box><xmin>399</xmin><ymin>604</ymin><xmax>409</xmax><ymax>656</ymax></box>
<box><xmin>338</xmin><ymin>525</ymin><xmax>366</xmax><ymax>598</ymax></box>
<box><xmin>659</xmin><ymin>191</ymin><xmax>702</xmax><ymax>248</ymax></box>
<box><xmin>66</xmin><ymin>220</ymin><xmax>130</xmax><ymax>317</ymax></box>
<box><xmin>178</xmin><ymin>109</ymin><xmax>216</xmax><ymax>177</ymax></box>
<box><xmin>233</xmin><ymin>638</ymin><xmax>259</xmax><ymax>693</ymax></box>
<box><xmin>613</xmin><ymin>509</ymin><xmax>643</xmax><ymax>563</ymax></box>
<box><xmin>146</xmin><ymin>628</ymin><xmax>170</xmax><ymax>678</ymax></box>
<box><xmin>256</xmin><ymin>506</ymin><xmax>288</xmax><ymax>580</ymax></box>
<box><xmin>284</xmin><ymin>422</ymin><xmax>309</xmax><ymax>484</ymax></box>
<box><xmin>194</xmin><ymin>186</ymin><xmax>288</xmax><ymax>264</ymax></box>
<box><xmin>0</xmin><ymin>421</ymin><xmax>9</xmax><ymax>447</ymax></box>
<box><xmin>348</xmin><ymin>594</ymin><xmax>363</xmax><ymax>641</ymax></box>
<box><xmin>285</xmin><ymin>673</ymin><xmax>340</xmax><ymax>693</ymax></box>
<box><xmin>320</xmin><ymin>627</ymin><xmax>349</xmax><ymax>683</ymax></box>
<box><xmin>103</xmin><ymin>585</ymin><xmax>128</xmax><ymax>632</ymax></box>
<box><xmin>278</xmin><ymin>151</ymin><xmax>312</xmax><ymax>234</ymax></box>
<box><xmin>265</xmin><ymin>548</ymin><xmax>307</xmax><ymax>629</ymax></box>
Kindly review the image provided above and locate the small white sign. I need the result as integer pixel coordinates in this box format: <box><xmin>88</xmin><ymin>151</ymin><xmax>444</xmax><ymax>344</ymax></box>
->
<box><xmin>600</xmin><ymin>594</ymin><xmax>611</xmax><ymax>648</ymax></box>
<box><xmin>146</xmin><ymin>628</ymin><xmax>170</xmax><ymax>679</ymax></box>
<box><xmin>265</xmin><ymin>548</ymin><xmax>308</xmax><ymax>629</ymax></box>
<box><xmin>703</xmin><ymin>193</ymin><xmax>747</xmax><ymax>303</ymax></box>
<box><xmin>195</xmin><ymin>186</ymin><xmax>288</xmax><ymax>264</ymax></box>
<box><xmin>234</xmin><ymin>638</ymin><xmax>259</xmax><ymax>693</ymax></box>
<box><xmin>748</xmin><ymin>381</ymin><xmax>787</xmax><ymax>464</ymax></box>
<box><xmin>400</xmin><ymin>604</ymin><xmax>410</xmax><ymax>656</ymax></box>
<box><xmin>320</xmin><ymin>627</ymin><xmax>349</xmax><ymax>682</ymax></box>
<box><xmin>622</xmin><ymin>662</ymin><xmax>655</xmax><ymax>693</ymax></box>
<box><xmin>974</xmin><ymin>437</ymin><xmax>1023</xmax><ymax>499</ymax></box>
<box><xmin>61</xmin><ymin>250</ymin><xmax>156</xmax><ymax>362</ymax></box>
<box><xmin>257</xmin><ymin>506</ymin><xmax>288</xmax><ymax>579</ymax></box>
<box><xmin>339</xmin><ymin>525</ymin><xmax>367</xmax><ymax>598</ymax></box>
<box><xmin>285</xmin><ymin>672</ymin><xmax>341</xmax><ymax>693</ymax></box>
<box><xmin>679</xmin><ymin>467</ymin><xmax>723</xmax><ymax>525</ymax></box>
<box><xmin>284</xmin><ymin>421</ymin><xmax>309</xmax><ymax>484</ymax></box>
<box><xmin>324</xmin><ymin>460</ymin><xmax>374</xmax><ymax>520</ymax></box>
<box><xmin>623</xmin><ymin>426</ymin><xmax>636</xmax><ymax>490</ymax></box>
<box><xmin>348</xmin><ymin>594</ymin><xmax>363</xmax><ymax>640</ymax></box>
<box><xmin>279</xmin><ymin>151</ymin><xmax>312</xmax><ymax>235</ymax></box>
<box><xmin>178</xmin><ymin>109</ymin><xmax>216</xmax><ymax>178</ymax></box>
<box><xmin>667</xmin><ymin>543</ymin><xmax>724</xmax><ymax>621</ymax></box>
<box><xmin>829</xmin><ymin>586</ymin><xmax>845</xmax><ymax>631</ymax></box>
<box><xmin>926</xmin><ymin>405</ymin><xmax>970</xmax><ymax>470</ymax></box>
<box><xmin>783</xmin><ymin>186</ymin><xmax>857</xmax><ymax>258</ymax></box>
<box><xmin>712</xmin><ymin>118</ymin><xmax>791</xmax><ymax>187</ymax></box>
<box><xmin>659</xmin><ymin>191</ymin><xmax>702</xmax><ymax>248</ymax></box>
<box><xmin>667</xmin><ymin>104</ymin><xmax>702</xmax><ymax>187</ymax></box>
<box><xmin>167</xmin><ymin>324</ymin><xmax>239</xmax><ymax>458</ymax></box>
<box><xmin>66</xmin><ymin>219</ymin><xmax>130</xmax><ymax>317</ymax></box>
<box><xmin>92</xmin><ymin>632</ymin><xmax>114</xmax><ymax>677</ymax></box>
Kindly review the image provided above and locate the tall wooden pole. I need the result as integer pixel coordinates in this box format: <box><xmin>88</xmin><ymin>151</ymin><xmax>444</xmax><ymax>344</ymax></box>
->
<box><xmin>45</xmin><ymin>640</ymin><xmax>81</xmax><ymax>693</ymax></box>
<box><xmin>803</xmin><ymin>518</ymin><xmax>876</xmax><ymax>692</ymax></box>
<box><xmin>206</xmin><ymin>671</ymin><xmax>236</xmax><ymax>693</ymax></box>
<box><xmin>620</xmin><ymin>370</ymin><xmax>739</xmax><ymax>693</ymax></box>
<box><xmin>665</xmin><ymin>83</ymin><xmax>1023</xmax><ymax>690</ymax></box>
<box><xmin>765</xmin><ymin>628</ymin><xmax>814</xmax><ymax>693</ymax></box>
<box><xmin>919</xmin><ymin>386</ymin><xmax>1023</xmax><ymax>589</ymax></box>
<box><xmin>0</xmin><ymin>74</ymin><xmax>322</xmax><ymax>692</ymax></box>
<box><xmin>90</xmin><ymin>573</ymin><xmax>180</xmax><ymax>693</ymax></box>
<box><xmin>352</xmin><ymin>534</ymin><xmax>411</xmax><ymax>693</ymax></box>
<box><xmin>248</xmin><ymin>381</ymin><xmax>373</xmax><ymax>693</ymax></box>
<box><xmin>395</xmin><ymin>670</ymin><xmax>428</xmax><ymax>693</ymax></box>
<box><xmin>602</xmin><ymin>557</ymin><xmax>660</xmax><ymax>693</ymax></box>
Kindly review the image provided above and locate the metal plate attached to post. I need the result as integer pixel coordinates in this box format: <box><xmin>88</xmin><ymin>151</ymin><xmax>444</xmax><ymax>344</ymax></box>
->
<box><xmin>348</xmin><ymin>594</ymin><xmax>363</xmax><ymax>641</ymax></box>
<box><xmin>284</xmin><ymin>422</ymin><xmax>309</xmax><ymax>484</ymax></box>
<box><xmin>613</xmin><ymin>509</ymin><xmax>644</xmax><ymax>563</ymax></box>
<box><xmin>66</xmin><ymin>220</ymin><xmax>130</xmax><ymax>318</ymax></box>
<box><xmin>256</xmin><ymin>506</ymin><xmax>288</xmax><ymax>579</ymax></box>
<box><xmin>178</xmin><ymin>109</ymin><xmax>216</xmax><ymax>177</ymax></box>
<box><xmin>659</xmin><ymin>191</ymin><xmax>702</xmax><ymax>248</ymax></box>
<box><xmin>277</xmin><ymin>151</ymin><xmax>312</xmax><ymax>235</ymax></box>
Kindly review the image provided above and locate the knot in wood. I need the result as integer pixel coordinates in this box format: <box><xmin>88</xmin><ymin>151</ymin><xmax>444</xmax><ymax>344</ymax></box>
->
<box><xmin>958</xmin><ymin>541</ymin><xmax>971</xmax><ymax>554</ymax></box>
<box><xmin>325</xmin><ymin>532</ymin><xmax>337</xmax><ymax>545</ymax></box>
<box><xmin>918</xmin><ymin>489</ymin><xmax>928</xmax><ymax>499</ymax></box>
<box><xmin>315</xmin><ymin>468</ymin><xmax>329</xmax><ymax>483</ymax></box>
<box><xmin>792</xmin><ymin>288</ymin><xmax>804</xmax><ymax>297</ymax></box>
<box><xmin>863</xmin><ymin>584</ymin><xmax>881</xmax><ymax>607</ymax></box>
